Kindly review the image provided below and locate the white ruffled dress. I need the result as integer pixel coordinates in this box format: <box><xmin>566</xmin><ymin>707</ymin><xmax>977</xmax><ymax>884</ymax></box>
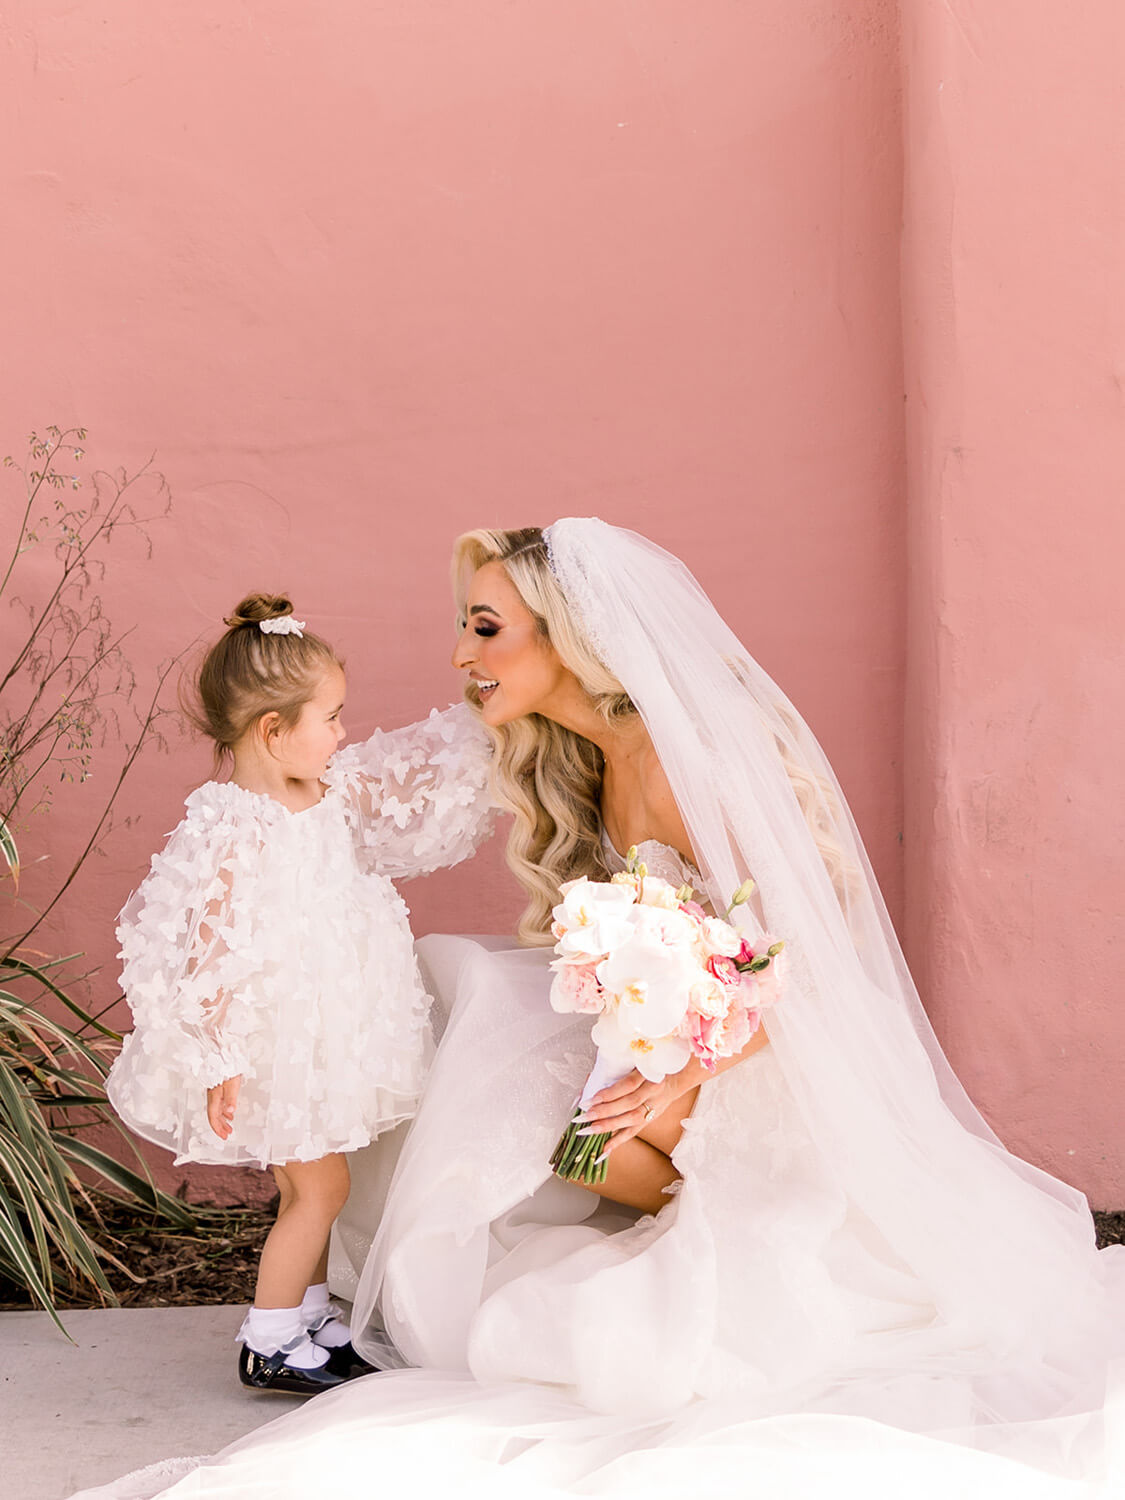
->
<box><xmin>106</xmin><ymin>705</ymin><xmax>494</xmax><ymax>1169</ymax></box>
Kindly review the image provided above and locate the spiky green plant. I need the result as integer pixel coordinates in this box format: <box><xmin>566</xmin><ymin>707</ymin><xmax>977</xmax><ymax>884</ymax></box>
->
<box><xmin>0</xmin><ymin>940</ymin><xmax>194</xmax><ymax>1331</ymax></box>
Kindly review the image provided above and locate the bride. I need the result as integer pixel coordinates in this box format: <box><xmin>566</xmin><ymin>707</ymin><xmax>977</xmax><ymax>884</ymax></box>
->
<box><xmin>78</xmin><ymin>519</ymin><xmax>1123</xmax><ymax>1500</ymax></box>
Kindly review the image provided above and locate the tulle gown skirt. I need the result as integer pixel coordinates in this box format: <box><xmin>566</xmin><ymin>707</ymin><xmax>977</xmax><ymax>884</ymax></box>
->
<box><xmin>339</xmin><ymin>934</ymin><xmax>985</xmax><ymax>1421</ymax></box>
<box><xmin>331</xmin><ymin>935</ymin><xmax>1124</xmax><ymax>1486</ymax></box>
<box><xmin>76</xmin><ymin>935</ymin><xmax>1125</xmax><ymax>1500</ymax></box>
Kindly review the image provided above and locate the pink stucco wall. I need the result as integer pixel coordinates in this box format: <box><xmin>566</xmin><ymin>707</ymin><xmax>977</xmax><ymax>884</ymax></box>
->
<box><xmin>8</xmin><ymin>4</ymin><xmax>1120</xmax><ymax>1206</ymax></box>
<box><xmin>3</xmin><ymin>11</ymin><xmax>903</xmax><ymax>903</ymax></box>
<box><xmin>901</xmin><ymin>4</ymin><xmax>1125</xmax><ymax>1205</ymax></box>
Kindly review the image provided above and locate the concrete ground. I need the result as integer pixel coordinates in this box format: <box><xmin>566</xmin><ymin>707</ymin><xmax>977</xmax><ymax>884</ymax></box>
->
<box><xmin>0</xmin><ymin>1306</ymin><xmax>305</xmax><ymax>1500</ymax></box>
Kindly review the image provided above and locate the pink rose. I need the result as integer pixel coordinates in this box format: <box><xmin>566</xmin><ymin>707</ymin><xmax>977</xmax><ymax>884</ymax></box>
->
<box><xmin>737</xmin><ymin>933</ymin><xmax>783</xmax><ymax>965</ymax></box>
<box><xmin>707</xmin><ymin>955</ymin><xmax>741</xmax><ymax>987</ymax></box>
<box><xmin>751</xmin><ymin>967</ymin><xmax>783</xmax><ymax>1010</ymax></box>
<box><xmin>738</xmin><ymin>947</ymin><xmax>787</xmax><ymax>1009</ymax></box>
<box><xmin>738</xmin><ymin>969</ymin><xmax>762</xmax><ymax>1006</ymax></box>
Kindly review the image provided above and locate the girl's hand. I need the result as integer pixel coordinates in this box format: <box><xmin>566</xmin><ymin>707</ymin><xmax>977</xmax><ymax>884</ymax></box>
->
<box><xmin>206</xmin><ymin>1074</ymin><xmax>242</xmax><ymax>1140</ymax></box>
<box><xmin>577</xmin><ymin>1069</ymin><xmax>685</xmax><ymax>1158</ymax></box>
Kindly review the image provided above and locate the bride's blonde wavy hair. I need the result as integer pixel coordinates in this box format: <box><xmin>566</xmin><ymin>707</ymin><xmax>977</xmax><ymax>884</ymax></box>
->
<box><xmin>454</xmin><ymin>527</ymin><xmax>858</xmax><ymax>943</ymax></box>
<box><xmin>452</xmin><ymin>527</ymin><xmax>637</xmax><ymax>945</ymax></box>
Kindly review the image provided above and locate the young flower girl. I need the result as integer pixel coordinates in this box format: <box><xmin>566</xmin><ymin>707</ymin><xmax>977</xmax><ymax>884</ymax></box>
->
<box><xmin>107</xmin><ymin>595</ymin><xmax>493</xmax><ymax>1393</ymax></box>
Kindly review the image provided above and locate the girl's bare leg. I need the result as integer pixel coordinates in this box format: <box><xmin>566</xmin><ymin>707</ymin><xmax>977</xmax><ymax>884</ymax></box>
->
<box><xmin>254</xmin><ymin>1154</ymin><xmax>350</xmax><ymax>1309</ymax></box>
<box><xmin>310</xmin><ymin>1243</ymin><xmax>330</xmax><ymax>1286</ymax></box>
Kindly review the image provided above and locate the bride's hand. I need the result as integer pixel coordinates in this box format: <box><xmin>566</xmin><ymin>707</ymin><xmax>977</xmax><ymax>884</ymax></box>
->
<box><xmin>578</xmin><ymin>1070</ymin><xmax>682</xmax><ymax>1155</ymax></box>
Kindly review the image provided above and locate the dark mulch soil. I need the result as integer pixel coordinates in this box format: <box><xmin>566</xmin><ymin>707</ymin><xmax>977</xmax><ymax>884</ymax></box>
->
<box><xmin>0</xmin><ymin>1193</ymin><xmax>277</xmax><ymax>1311</ymax></box>
<box><xmin>2</xmin><ymin>1201</ymin><xmax>1122</xmax><ymax>1313</ymax></box>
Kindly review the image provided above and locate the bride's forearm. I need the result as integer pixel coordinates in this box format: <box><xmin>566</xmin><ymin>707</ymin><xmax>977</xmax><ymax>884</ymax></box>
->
<box><xmin>578</xmin><ymin>1022</ymin><xmax>771</xmax><ymax>1146</ymax></box>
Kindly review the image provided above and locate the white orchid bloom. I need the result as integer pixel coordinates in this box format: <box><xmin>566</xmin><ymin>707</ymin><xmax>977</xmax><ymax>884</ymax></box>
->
<box><xmin>595</xmin><ymin>929</ymin><xmax>699</xmax><ymax>1039</ymax></box>
<box><xmin>591</xmin><ymin>1010</ymin><xmax>693</xmax><ymax>1084</ymax></box>
<box><xmin>551</xmin><ymin>877</ymin><xmax>636</xmax><ymax>961</ymax></box>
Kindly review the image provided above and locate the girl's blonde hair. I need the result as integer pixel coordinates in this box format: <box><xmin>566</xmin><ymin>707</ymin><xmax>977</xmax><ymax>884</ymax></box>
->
<box><xmin>453</xmin><ymin>529</ymin><xmax>637</xmax><ymax>945</ymax></box>
<box><xmin>187</xmin><ymin>593</ymin><xmax>343</xmax><ymax>770</ymax></box>
<box><xmin>454</xmin><ymin>530</ymin><xmax>858</xmax><ymax>943</ymax></box>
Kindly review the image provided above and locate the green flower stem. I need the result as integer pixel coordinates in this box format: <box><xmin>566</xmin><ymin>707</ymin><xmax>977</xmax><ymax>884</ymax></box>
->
<box><xmin>550</xmin><ymin>1110</ymin><xmax>613</xmax><ymax>1184</ymax></box>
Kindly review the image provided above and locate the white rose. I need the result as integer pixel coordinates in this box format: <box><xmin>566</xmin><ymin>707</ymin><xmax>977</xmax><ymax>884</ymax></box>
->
<box><xmin>701</xmin><ymin>916</ymin><xmax>743</xmax><ymax>958</ymax></box>
<box><xmin>689</xmin><ymin>976</ymin><xmax>729</xmax><ymax>1020</ymax></box>
<box><xmin>638</xmin><ymin>877</ymin><xmax>680</xmax><ymax>910</ymax></box>
<box><xmin>629</xmin><ymin>903</ymin><xmax>699</xmax><ymax>952</ymax></box>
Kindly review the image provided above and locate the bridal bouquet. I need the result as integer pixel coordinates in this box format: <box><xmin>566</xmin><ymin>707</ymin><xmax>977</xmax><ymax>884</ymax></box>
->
<box><xmin>548</xmin><ymin>854</ymin><xmax>786</xmax><ymax>1185</ymax></box>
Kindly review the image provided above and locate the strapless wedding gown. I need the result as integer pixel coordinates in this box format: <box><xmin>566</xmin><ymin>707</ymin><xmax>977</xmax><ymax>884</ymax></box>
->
<box><xmin>71</xmin><ymin>834</ymin><xmax>1125</xmax><ymax>1500</ymax></box>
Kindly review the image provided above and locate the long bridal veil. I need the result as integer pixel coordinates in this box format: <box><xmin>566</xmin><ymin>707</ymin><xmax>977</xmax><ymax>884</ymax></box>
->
<box><xmin>542</xmin><ymin>520</ymin><xmax>1120</xmax><ymax>1434</ymax></box>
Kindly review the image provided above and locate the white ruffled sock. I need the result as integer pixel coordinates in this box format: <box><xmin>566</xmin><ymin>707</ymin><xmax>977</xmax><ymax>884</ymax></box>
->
<box><xmin>301</xmin><ymin>1282</ymin><xmax>353</xmax><ymax>1349</ymax></box>
<box><xmin>239</xmin><ymin>1304</ymin><xmax>330</xmax><ymax>1369</ymax></box>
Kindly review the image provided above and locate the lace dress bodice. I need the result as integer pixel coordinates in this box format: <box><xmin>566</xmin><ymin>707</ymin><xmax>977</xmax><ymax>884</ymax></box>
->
<box><xmin>599</xmin><ymin>828</ymin><xmax>700</xmax><ymax>891</ymax></box>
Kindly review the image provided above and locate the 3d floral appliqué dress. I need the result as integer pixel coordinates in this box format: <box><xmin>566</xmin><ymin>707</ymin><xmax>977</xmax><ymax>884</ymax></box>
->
<box><xmin>107</xmin><ymin>705</ymin><xmax>495</xmax><ymax>1168</ymax></box>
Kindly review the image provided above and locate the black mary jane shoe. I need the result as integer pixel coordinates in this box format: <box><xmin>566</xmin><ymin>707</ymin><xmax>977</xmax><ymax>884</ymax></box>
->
<box><xmin>324</xmin><ymin>1340</ymin><xmax>379</xmax><ymax>1380</ymax></box>
<box><xmin>238</xmin><ymin>1343</ymin><xmax>348</xmax><ymax>1395</ymax></box>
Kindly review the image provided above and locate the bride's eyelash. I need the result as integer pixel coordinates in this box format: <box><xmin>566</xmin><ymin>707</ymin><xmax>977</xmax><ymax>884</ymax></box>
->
<box><xmin>474</xmin><ymin>624</ymin><xmax>499</xmax><ymax>637</ymax></box>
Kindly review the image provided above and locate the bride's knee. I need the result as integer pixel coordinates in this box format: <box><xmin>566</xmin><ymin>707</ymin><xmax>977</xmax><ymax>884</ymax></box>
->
<box><xmin>584</xmin><ymin>1138</ymin><xmax>680</xmax><ymax>1217</ymax></box>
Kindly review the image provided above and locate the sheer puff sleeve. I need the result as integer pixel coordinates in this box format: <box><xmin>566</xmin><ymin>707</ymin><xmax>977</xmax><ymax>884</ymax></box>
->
<box><xmin>115</xmin><ymin>793</ymin><xmax>264</xmax><ymax>1095</ymax></box>
<box><xmin>325</xmin><ymin>702</ymin><xmax>498</xmax><ymax>881</ymax></box>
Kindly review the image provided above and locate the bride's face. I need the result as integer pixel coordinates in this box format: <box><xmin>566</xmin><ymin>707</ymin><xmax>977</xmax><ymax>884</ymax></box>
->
<box><xmin>453</xmin><ymin>561</ymin><xmax>577</xmax><ymax>726</ymax></box>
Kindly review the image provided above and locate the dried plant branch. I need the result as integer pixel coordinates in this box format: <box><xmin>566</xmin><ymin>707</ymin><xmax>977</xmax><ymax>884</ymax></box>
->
<box><xmin>0</xmin><ymin>427</ymin><xmax>191</xmax><ymax>1328</ymax></box>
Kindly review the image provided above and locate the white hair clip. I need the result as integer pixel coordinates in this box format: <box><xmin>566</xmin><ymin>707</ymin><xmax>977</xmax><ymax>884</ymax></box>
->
<box><xmin>259</xmin><ymin>617</ymin><xmax>306</xmax><ymax>638</ymax></box>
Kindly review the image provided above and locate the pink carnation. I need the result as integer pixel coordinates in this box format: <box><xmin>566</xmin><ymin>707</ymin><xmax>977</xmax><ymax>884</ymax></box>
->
<box><xmin>748</xmin><ymin>966</ymin><xmax>783</xmax><ymax>1010</ymax></box>
<box><xmin>679</xmin><ymin>900</ymin><xmax>709</xmax><ymax>923</ymax></box>
<box><xmin>688</xmin><ymin>1003</ymin><xmax>761</xmax><ymax>1070</ymax></box>
<box><xmin>550</xmin><ymin>962</ymin><xmax>605</xmax><ymax>1015</ymax></box>
<box><xmin>687</xmin><ymin>1010</ymin><xmax>723</xmax><ymax>1071</ymax></box>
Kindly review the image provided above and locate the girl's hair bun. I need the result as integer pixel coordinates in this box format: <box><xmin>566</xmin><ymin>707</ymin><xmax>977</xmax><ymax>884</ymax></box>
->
<box><xmin>190</xmin><ymin>593</ymin><xmax>342</xmax><ymax>768</ymax></box>
<box><xmin>224</xmin><ymin>594</ymin><xmax>294</xmax><ymax>629</ymax></box>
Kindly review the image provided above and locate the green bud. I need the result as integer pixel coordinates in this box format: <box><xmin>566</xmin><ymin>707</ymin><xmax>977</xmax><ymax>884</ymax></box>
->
<box><xmin>729</xmin><ymin>877</ymin><xmax>756</xmax><ymax>908</ymax></box>
<box><xmin>767</xmin><ymin>941</ymin><xmax>785</xmax><ymax>957</ymax></box>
